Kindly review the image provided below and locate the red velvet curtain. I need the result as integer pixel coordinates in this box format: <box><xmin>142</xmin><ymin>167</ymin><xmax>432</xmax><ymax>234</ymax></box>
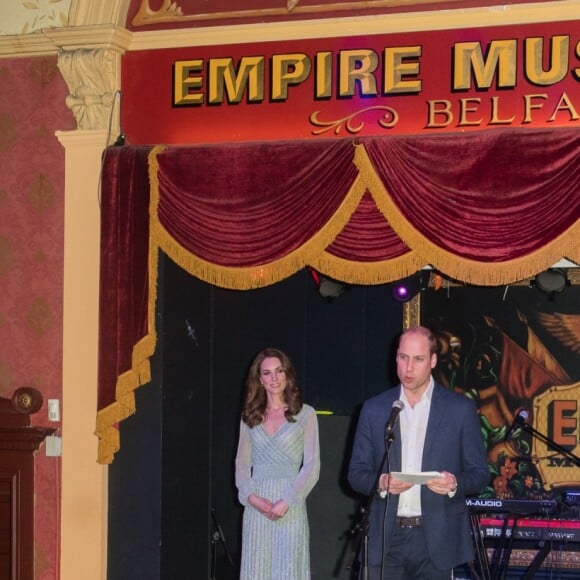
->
<box><xmin>96</xmin><ymin>128</ymin><xmax>580</xmax><ymax>463</ymax></box>
<box><xmin>97</xmin><ymin>146</ymin><xmax>152</xmax><ymax>454</ymax></box>
<box><xmin>155</xmin><ymin>139</ymin><xmax>359</xmax><ymax>266</ymax></box>
<box><xmin>362</xmin><ymin>129</ymin><xmax>580</xmax><ymax>262</ymax></box>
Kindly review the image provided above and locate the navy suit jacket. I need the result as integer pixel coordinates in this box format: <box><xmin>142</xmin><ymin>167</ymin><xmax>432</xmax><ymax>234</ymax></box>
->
<box><xmin>348</xmin><ymin>383</ymin><xmax>489</xmax><ymax>570</ymax></box>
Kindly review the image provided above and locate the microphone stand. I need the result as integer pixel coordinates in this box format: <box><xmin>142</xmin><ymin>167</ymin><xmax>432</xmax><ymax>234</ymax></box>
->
<box><xmin>519</xmin><ymin>422</ymin><xmax>580</xmax><ymax>467</ymax></box>
<box><xmin>513</xmin><ymin>423</ymin><xmax>580</xmax><ymax>580</ymax></box>
<box><xmin>347</xmin><ymin>431</ymin><xmax>395</xmax><ymax>580</ymax></box>
<box><xmin>209</xmin><ymin>507</ymin><xmax>234</xmax><ymax>580</ymax></box>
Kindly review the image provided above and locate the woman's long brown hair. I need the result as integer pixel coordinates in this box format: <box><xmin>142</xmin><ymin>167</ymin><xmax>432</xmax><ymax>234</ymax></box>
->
<box><xmin>241</xmin><ymin>347</ymin><xmax>303</xmax><ymax>428</ymax></box>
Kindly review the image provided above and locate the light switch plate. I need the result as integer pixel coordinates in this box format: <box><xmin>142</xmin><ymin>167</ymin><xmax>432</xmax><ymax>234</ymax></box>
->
<box><xmin>45</xmin><ymin>435</ymin><xmax>62</xmax><ymax>457</ymax></box>
<box><xmin>48</xmin><ymin>399</ymin><xmax>60</xmax><ymax>422</ymax></box>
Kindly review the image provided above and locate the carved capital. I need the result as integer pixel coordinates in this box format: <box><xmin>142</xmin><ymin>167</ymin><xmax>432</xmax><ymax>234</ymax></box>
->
<box><xmin>57</xmin><ymin>48</ymin><xmax>120</xmax><ymax>132</ymax></box>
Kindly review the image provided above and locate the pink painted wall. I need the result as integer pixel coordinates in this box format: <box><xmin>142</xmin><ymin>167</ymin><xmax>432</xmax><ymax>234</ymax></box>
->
<box><xmin>0</xmin><ymin>55</ymin><xmax>74</xmax><ymax>580</ymax></box>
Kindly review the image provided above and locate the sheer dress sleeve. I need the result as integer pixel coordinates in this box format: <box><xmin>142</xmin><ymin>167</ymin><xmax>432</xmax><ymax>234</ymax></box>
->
<box><xmin>281</xmin><ymin>405</ymin><xmax>321</xmax><ymax>505</ymax></box>
<box><xmin>235</xmin><ymin>420</ymin><xmax>255</xmax><ymax>506</ymax></box>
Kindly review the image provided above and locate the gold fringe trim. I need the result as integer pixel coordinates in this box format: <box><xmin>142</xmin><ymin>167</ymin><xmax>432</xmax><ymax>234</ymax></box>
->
<box><xmin>354</xmin><ymin>143</ymin><xmax>580</xmax><ymax>285</ymax></box>
<box><xmin>310</xmin><ymin>251</ymin><xmax>425</xmax><ymax>285</ymax></box>
<box><xmin>566</xmin><ymin>247</ymin><xmax>580</xmax><ymax>264</ymax></box>
<box><xmin>95</xmin><ymin>147</ymin><xmax>166</xmax><ymax>464</ymax></box>
<box><xmin>95</xmin><ymin>335</ymin><xmax>156</xmax><ymax>464</ymax></box>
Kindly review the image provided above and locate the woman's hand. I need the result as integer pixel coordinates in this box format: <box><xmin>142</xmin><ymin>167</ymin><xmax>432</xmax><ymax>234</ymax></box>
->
<box><xmin>248</xmin><ymin>494</ymin><xmax>273</xmax><ymax>516</ymax></box>
<box><xmin>248</xmin><ymin>495</ymin><xmax>289</xmax><ymax>520</ymax></box>
<box><xmin>269</xmin><ymin>499</ymin><xmax>289</xmax><ymax>519</ymax></box>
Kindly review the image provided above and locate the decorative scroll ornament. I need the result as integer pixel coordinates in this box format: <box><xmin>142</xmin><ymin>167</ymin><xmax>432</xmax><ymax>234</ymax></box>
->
<box><xmin>132</xmin><ymin>0</ymin><xmax>184</xmax><ymax>26</ymax></box>
<box><xmin>309</xmin><ymin>106</ymin><xmax>399</xmax><ymax>135</ymax></box>
<box><xmin>130</xmin><ymin>0</ymin><xmax>460</xmax><ymax>27</ymax></box>
<box><xmin>57</xmin><ymin>48</ymin><xmax>118</xmax><ymax>131</ymax></box>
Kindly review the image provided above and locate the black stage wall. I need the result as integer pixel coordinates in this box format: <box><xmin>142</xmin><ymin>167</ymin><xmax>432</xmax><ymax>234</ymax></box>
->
<box><xmin>108</xmin><ymin>253</ymin><xmax>403</xmax><ymax>580</ymax></box>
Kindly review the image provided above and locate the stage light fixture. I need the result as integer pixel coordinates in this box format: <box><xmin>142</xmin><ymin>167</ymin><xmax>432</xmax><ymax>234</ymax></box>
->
<box><xmin>533</xmin><ymin>269</ymin><xmax>568</xmax><ymax>295</ymax></box>
<box><xmin>318</xmin><ymin>277</ymin><xmax>345</xmax><ymax>299</ymax></box>
<box><xmin>307</xmin><ymin>267</ymin><xmax>346</xmax><ymax>300</ymax></box>
<box><xmin>390</xmin><ymin>272</ymin><xmax>430</xmax><ymax>303</ymax></box>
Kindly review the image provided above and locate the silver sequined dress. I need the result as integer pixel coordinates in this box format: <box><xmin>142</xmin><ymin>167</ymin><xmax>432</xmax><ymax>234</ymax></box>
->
<box><xmin>235</xmin><ymin>404</ymin><xmax>320</xmax><ymax>580</ymax></box>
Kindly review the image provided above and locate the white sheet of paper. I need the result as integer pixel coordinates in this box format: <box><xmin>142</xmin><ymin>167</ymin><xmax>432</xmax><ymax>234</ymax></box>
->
<box><xmin>390</xmin><ymin>471</ymin><xmax>443</xmax><ymax>484</ymax></box>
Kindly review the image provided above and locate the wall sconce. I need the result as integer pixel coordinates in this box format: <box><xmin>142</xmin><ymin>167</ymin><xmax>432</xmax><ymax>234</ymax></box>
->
<box><xmin>11</xmin><ymin>387</ymin><xmax>43</xmax><ymax>414</ymax></box>
<box><xmin>533</xmin><ymin>269</ymin><xmax>569</xmax><ymax>296</ymax></box>
<box><xmin>390</xmin><ymin>271</ymin><xmax>430</xmax><ymax>303</ymax></box>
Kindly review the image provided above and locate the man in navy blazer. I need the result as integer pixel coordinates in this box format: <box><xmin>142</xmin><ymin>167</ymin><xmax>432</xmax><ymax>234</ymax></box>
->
<box><xmin>348</xmin><ymin>326</ymin><xmax>489</xmax><ymax>579</ymax></box>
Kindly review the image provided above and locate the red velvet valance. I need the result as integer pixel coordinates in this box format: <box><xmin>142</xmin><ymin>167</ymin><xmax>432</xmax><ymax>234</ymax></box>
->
<box><xmin>96</xmin><ymin>128</ymin><xmax>580</xmax><ymax>463</ymax></box>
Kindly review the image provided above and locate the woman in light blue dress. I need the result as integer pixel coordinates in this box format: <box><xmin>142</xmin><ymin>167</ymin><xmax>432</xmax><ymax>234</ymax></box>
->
<box><xmin>235</xmin><ymin>348</ymin><xmax>320</xmax><ymax>580</ymax></box>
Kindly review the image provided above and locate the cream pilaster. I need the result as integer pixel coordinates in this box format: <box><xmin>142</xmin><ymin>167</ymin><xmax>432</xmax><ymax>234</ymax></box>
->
<box><xmin>56</xmin><ymin>128</ymin><xmax>109</xmax><ymax>580</ymax></box>
<box><xmin>54</xmin><ymin>36</ymin><xmax>125</xmax><ymax>579</ymax></box>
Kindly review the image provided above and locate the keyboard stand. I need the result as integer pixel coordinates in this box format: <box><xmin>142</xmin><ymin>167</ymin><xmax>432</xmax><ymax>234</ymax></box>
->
<box><xmin>489</xmin><ymin>516</ymin><xmax>519</xmax><ymax>580</ymax></box>
<box><xmin>470</xmin><ymin>513</ymin><xmax>492</xmax><ymax>580</ymax></box>
<box><xmin>522</xmin><ymin>541</ymin><xmax>552</xmax><ymax>580</ymax></box>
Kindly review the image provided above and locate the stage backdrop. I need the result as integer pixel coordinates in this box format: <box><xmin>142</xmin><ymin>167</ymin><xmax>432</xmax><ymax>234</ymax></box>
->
<box><xmin>419</xmin><ymin>284</ymin><xmax>580</xmax><ymax>501</ymax></box>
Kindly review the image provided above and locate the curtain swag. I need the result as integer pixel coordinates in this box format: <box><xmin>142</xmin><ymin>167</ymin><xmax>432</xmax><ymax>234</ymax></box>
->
<box><xmin>96</xmin><ymin>129</ymin><xmax>580</xmax><ymax>463</ymax></box>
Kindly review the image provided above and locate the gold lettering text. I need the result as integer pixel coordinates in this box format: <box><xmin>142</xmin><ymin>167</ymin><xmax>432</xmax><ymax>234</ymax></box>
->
<box><xmin>315</xmin><ymin>52</ymin><xmax>333</xmax><ymax>98</ymax></box>
<box><xmin>271</xmin><ymin>54</ymin><xmax>311</xmax><ymax>100</ymax></box>
<box><xmin>426</xmin><ymin>100</ymin><xmax>453</xmax><ymax>127</ymax></box>
<box><xmin>454</xmin><ymin>40</ymin><xmax>517</xmax><ymax>90</ymax></box>
<box><xmin>173</xmin><ymin>59</ymin><xmax>204</xmax><ymax>106</ymax></box>
<box><xmin>208</xmin><ymin>57</ymin><xmax>264</xmax><ymax>104</ymax></box>
<box><xmin>338</xmin><ymin>50</ymin><xmax>379</xmax><ymax>97</ymax></box>
<box><xmin>525</xmin><ymin>36</ymin><xmax>569</xmax><ymax>86</ymax></box>
<box><xmin>384</xmin><ymin>46</ymin><xmax>422</xmax><ymax>94</ymax></box>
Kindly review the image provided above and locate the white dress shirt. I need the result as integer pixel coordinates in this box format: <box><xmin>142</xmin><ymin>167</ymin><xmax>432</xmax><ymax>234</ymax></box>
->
<box><xmin>397</xmin><ymin>376</ymin><xmax>435</xmax><ymax>517</ymax></box>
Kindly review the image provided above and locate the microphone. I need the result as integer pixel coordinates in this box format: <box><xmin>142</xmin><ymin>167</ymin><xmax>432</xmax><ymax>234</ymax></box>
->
<box><xmin>385</xmin><ymin>400</ymin><xmax>405</xmax><ymax>436</ymax></box>
<box><xmin>378</xmin><ymin>400</ymin><xmax>405</xmax><ymax>498</ymax></box>
<box><xmin>505</xmin><ymin>409</ymin><xmax>529</xmax><ymax>441</ymax></box>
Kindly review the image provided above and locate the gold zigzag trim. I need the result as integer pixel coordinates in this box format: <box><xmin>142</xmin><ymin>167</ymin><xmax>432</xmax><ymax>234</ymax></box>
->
<box><xmin>354</xmin><ymin>143</ymin><xmax>580</xmax><ymax>286</ymax></box>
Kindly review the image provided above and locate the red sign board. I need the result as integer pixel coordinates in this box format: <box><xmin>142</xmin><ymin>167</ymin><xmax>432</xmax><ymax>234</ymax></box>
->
<box><xmin>122</xmin><ymin>21</ymin><xmax>580</xmax><ymax>144</ymax></box>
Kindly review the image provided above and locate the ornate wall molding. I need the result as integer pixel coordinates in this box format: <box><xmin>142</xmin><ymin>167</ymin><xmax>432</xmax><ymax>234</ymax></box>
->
<box><xmin>126</xmin><ymin>2</ymin><xmax>580</xmax><ymax>51</ymax></box>
<box><xmin>69</xmin><ymin>0</ymin><xmax>132</xmax><ymax>27</ymax></box>
<box><xmin>0</xmin><ymin>25</ymin><xmax>131</xmax><ymax>58</ymax></box>
<box><xmin>0</xmin><ymin>2</ymin><xmax>577</xmax><ymax>57</ymax></box>
<box><xmin>57</xmin><ymin>47</ymin><xmax>122</xmax><ymax>132</ymax></box>
<box><xmin>0</xmin><ymin>0</ymin><xmax>131</xmax><ymax>56</ymax></box>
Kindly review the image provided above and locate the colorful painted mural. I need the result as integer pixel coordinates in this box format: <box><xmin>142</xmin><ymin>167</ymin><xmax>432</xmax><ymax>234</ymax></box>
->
<box><xmin>421</xmin><ymin>284</ymin><xmax>580</xmax><ymax>502</ymax></box>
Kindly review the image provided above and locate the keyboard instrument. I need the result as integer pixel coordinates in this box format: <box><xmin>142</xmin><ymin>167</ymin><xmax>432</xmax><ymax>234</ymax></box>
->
<box><xmin>465</xmin><ymin>498</ymin><xmax>558</xmax><ymax>515</ymax></box>
<box><xmin>467</xmin><ymin>497</ymin><xmax>580</xmax><ymax>579</ymax></box>
<box><xmin>478</xmin><ymin>517</ymin><xmax>580</xmax><ymax>543</ymax></box>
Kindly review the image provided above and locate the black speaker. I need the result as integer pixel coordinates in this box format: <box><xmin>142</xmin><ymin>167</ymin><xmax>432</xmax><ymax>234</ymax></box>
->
<box><xmin>309</xmin><ymin>414</ymin><xmax>362</xmax><ymax>580</ymax></box>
